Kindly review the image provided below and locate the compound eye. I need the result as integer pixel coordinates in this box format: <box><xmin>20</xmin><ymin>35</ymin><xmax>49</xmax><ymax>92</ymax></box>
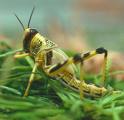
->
<box><xmin>30</xmin><ymin>29</ymin><xmax>38</xmax><ymax>35</ymax></box>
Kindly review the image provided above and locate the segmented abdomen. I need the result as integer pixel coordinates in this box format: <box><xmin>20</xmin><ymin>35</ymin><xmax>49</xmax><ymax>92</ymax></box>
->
<box><xmin>60</xmin><ymin>72</ymin><xmax>107</xmax><ymax>97</ymax></box>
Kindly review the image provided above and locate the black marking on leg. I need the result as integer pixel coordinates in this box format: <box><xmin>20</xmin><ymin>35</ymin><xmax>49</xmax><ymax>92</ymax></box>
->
<box><xmin>104</xmin><ymin>51</ymin><xmax>108</xmax><ymax>57</ymax></box>
<box><xmin>73</xmin><ymin>54</ymin><xmax>82</xmax><ymax>63</ymax></box>
<box><xmin>83</xmin><ymin>90</ymin><xmax>90</xmax><ymax>94</ymax></box>
<box><xmin>49</xmin><ymin>60</ymin><xmax>68</xmax><ymax>73</ymax></box>
<box><xmin>94</xmin><ymin>92</ymin><xmax>102</xmax><ymax>96</ymax></box>
<box><xmin>83</xmin><ymin>52</ymin><xmax>90</xmax><ymax>58</ymax></box>
<box><xmin>46</xmin><ymin>51</ymin><xmax>53</xmax><ymax>65</ymax></box>
<box><xmin>96</xmin><ymin>47</ymin><xmax>108</xmax><ymax>57</ymax></box>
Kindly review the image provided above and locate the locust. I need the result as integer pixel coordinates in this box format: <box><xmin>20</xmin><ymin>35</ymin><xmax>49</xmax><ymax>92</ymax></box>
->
<box><xmin>14</xmin><ymin>7</ymin><xmax>120</xmax><ymax>98</ymax></box>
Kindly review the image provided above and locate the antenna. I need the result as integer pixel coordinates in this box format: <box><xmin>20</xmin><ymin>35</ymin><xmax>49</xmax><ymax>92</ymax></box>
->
<box><xmin>28</xmin><ymin>7</ymin><xmax>35</xmax><ymax>28</ymax></box>
<box><xmin>14</xmin><ymin>14</ymin><xmax>25</xmax><ymax>31</ymax></box>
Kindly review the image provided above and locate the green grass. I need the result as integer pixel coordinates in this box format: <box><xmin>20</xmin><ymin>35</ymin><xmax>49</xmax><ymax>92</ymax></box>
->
<box><xmin>0</xmin><ymin>41</ymin><xmax>124</xmax><ymax>120</ymax></box>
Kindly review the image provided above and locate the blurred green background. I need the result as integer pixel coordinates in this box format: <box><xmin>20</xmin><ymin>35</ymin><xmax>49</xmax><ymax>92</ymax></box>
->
<box><xmin>0</xmin><ymin>0</ymin><xmax>124</xmax><ymax>51</ymax></box>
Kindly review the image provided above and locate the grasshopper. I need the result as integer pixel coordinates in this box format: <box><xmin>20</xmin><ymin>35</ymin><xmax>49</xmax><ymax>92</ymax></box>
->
<box><xmin>14</xmin><ymin>7</ymin><xmax>120</xmax><ymax>98</ymax></box>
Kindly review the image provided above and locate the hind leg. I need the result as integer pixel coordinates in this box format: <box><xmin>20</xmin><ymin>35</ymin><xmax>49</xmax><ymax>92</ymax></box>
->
<box><xmin>73</xmin><ymin>47</ymin><xmax>108</xmax><ymax>86</ymax></box>
<box><xmin>78</xmin><ymin>48</ymin><xmax>108</xmax><ymax>98</ymax></box>
<box><xmin>46</xmin><ymin>47</ymin><xmax>107</xmax><ymax>98</ymax></box>
<box><xmin>14</xmin><ymin>52</ymin><xmax>38</xmax><ymax>97</ymax></box>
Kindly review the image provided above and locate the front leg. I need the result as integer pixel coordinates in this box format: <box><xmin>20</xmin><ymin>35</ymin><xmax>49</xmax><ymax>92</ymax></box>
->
<box><xmin>14</xmin><ymin>52</ymin><xmax>37</xmax><ymax>97</ymax></box>
<box><xmin>23</xmin><ymin>63</ymin><xmax>37</xmax><ymax>97</ymax></box>
<box><xmin>14</xmin><ymin>52</ymin><xmax>30</xmax><ymax>58</ymax></box>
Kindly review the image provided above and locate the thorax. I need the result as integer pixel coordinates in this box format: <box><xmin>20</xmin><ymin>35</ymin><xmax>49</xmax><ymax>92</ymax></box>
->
<box><xmin>36</xmin><ymin>48</ymin><xmax>77</xmax><ymax>75</ymax></box>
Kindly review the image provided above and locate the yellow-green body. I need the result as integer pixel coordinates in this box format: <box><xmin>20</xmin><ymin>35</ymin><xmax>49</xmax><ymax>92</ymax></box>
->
<box><xmin>29</xmin><ymin>32</ymin><xmax>107</xmax><ymax>97</ymax></box>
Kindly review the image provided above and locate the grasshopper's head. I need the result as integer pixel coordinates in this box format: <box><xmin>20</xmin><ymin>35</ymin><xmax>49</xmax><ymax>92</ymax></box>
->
<box><xmin>15</xmin><ymin>7</ymin><xmax>37</xmax><ymax>53</ymax></box>
<box><xmin>15</xmin><ymin>7</ymin><xmax>57</xmax><ymax>54</ymax></box>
